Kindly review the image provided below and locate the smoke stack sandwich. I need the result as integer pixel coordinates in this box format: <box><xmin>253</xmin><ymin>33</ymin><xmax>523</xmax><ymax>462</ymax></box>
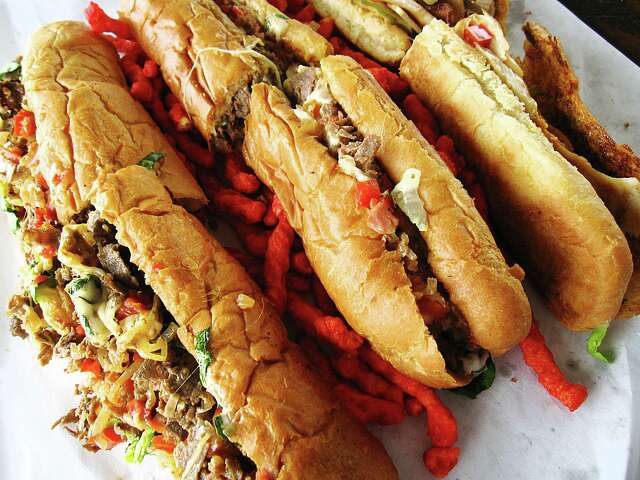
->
<box><xmin>3</xmin><ymin>20</ymin><xmax>398</xmax><ymax>479</ymax></box>
<box><xmin>400</xmin><ymin>18</ymin><xmax>633</xmax><ymax>331</ymax></box>
<box><xmin>242</xmin><ymin>55</ymin><xmax>531</xmax><ymax>388</ymax></box>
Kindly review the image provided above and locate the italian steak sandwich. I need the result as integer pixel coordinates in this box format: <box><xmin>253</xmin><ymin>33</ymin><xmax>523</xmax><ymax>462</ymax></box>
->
<box><xmin>242</xmin><ymin>55</ymin><xmax>532</xmax><ymax>388</ymax></box>
<box><xmin>3</xmin><ymin>19</ymin><xmax>398</xmax><ymax>480</ymax></box>
<box><xmin>400</xmin><ymin>18</ymin><xmax>633</xmax><ymax>332</ymax></box>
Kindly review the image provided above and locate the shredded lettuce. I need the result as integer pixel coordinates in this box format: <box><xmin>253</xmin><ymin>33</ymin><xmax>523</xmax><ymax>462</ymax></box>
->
<box><xmin>587</xmin><ymin>325</ymin><xmax>614</xmax><ymax>363</ymax></box>
<box><xmin>138</xmin><ymin>152</ymin><xmax>166</xmax><ymax>170</ymax></box>
<box><xmin>391</xmin><ymin>168</ymin><xmax>428</xmax><ymax>231</ymax></box>
<box><xmin>213</xmin><ymin>414</ymin><xmax>232</xmax><ymax>442</ymax></box>
<box><xmin>195</xmin><ymin>328</ymin><xmax>212</xmax><ymax>385</ymax></box>
<box><xmin>125</xmin><ymin>428</ymin><xmax>154</xmax><ymax>463</ymax></box>
<box><xmin>450</xmin><ymin>357</ymin><xmax>496</xmax><ymax>399</ymax></box>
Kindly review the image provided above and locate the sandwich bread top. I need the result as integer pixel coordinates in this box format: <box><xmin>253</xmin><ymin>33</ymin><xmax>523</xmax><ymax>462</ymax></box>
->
<box><xmin>400</xmin><ymin>20</ymin><xmax>633</xmax><ymax>330</ymax></box>
<box><xmin>22</xmin><ymin>21</ymin><xmax>206</xmax><ymax>223</ymax></box>
<box><xmin>94</xmin><ymin>165</ymin><xmax>399</xmax><ymax>480</ymax></box>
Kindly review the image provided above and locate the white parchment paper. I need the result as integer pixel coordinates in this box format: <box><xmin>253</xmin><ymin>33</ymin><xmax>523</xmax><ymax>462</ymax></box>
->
<box><xmin>0</xmin><ymin>1</ymin><xmax>638</xmax><ymax>479</ymax></box>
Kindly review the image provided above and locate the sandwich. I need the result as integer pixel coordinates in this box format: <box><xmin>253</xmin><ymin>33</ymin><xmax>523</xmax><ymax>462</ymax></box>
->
<box><xmin>521</xmin><ymin>21</ymin><xmax>640</xmax><ymax>322</ymax></box>
<box><xmin>399</xmin><ymin>17</ymin><xmax>633</xmax><ymax>332</ymax></box>
<box><xmin>242</xmin><ymin>55</ymin><xmax>533</xmax><ymax>388</ymax></box>
<box><xmin>2</xmin><ymin>20</ymin><xmax>398</xmax><ymax>479</ymax></box>
<box><xmin>119</xmin><ymin>0</ymin><xmax>333</xmax><ymax>152</ymax></box>
<box><xmin>309</xmin><ymin>0</ymin><xmax>510</xmax><ymax>65</ymax></box>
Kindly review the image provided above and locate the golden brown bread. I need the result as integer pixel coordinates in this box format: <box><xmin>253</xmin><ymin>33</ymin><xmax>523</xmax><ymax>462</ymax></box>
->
<box><xmin>400</xmin><ymin>20</ymin><xmax>633</xmax><ymax>330</ymax></box>
<box><xmin>311</xmin><ymin>0</ymin><xmax>411</xmax><ymax>66</ymax></box>
<box><xmin>320</xmin><ymin>55</ymin><xmax>531</xmax><ymax>355</ymax></box>
<box><xmin>22</xmin><ymin>21</ymin><xmax>206</xmax><ymax>221</ymax></box>
<box><xmin>522</xmin><ymin>22</ymin><xmax>640</xmax><ymax>182</ymax></box>
<box><xmin>234</xmin><ymin>0</ymin><xmax>333</xmax><ymax>64</ymax></box>
<box><xmin>243</xmin><ymin>82</ymin><xmax>469</xmax><ymax>388</ymax></box>
<box><xmin>94</xmin><ymin>165</ymin><xmax>399</xmax><ymax>479</ymax></box>
<box><xmin>120</xmin><ymin>0</ymin><xmax>270</xmax><ymax>146</ymax></box>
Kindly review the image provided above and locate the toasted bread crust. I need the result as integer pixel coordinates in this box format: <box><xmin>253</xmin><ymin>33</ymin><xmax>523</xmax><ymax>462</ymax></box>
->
<box><xmin>321</xmin><ymin>55</ymin><xmax>531</xmax><ymax>354</ymax></box>
<box><xmin>236</xmin><ymin>0</ymin><xmax>333</xmax><ymax>64</ymax></box>
<box><xmin>311</xmin><ymin>0</ymin><xmax>411</xmax><ymax>65</ymax></box>
<box><xmin>22</xmin><ymin>21</ymin><xmax>206</xmax><ymax>220</ymax></box>
<box><xmin>94</xmin><ymin>166</ymin><xmax>398</xmax><ymax>479</ymax></box>
<box><xmin>401</xmin><ymin>20</ymin><xmax>632</xmax><ymax>330</ymax></box>
<box><xmin>243</xmin><ymin>82</ymin><xmax>468</xmax><ymax>388</ymax></box>
<box><xmin>120</xmin><ymin>0</ymin><xmax>269</xmax><ymax>143</ymax></box>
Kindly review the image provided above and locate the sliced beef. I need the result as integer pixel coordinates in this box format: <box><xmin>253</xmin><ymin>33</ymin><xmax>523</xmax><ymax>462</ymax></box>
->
<box><xmin>232</xmin><ymin>86</ymin><xmax>251</xmax><ymax>121</ymax></box>
<box><xmin>97</xmin><ymin>243</ymin><xmax>140</xmax><ymax>289</ymax></box>
<box><xmin>55</xmin><ymin>266</ymin><xmax>74</xmax><ymax>285</ymax></box>
<box><xmin>354</xmin><ymin>135</ymin><xmax>381</xmax><ymax>175</ymax></box>
<box><xmin>288</xmin><ymin>67</ymin><xmax>317</xmax><ymax>105</ymax></box>
<box><xmin>0</xmin><ymin>79</ymin><xmax>24</xmax><ymax>120</ymax></box>
<box><xmin>9</xmin><ymin>315</ymin><xmax>27</xmax><ymax>339</ymax></box>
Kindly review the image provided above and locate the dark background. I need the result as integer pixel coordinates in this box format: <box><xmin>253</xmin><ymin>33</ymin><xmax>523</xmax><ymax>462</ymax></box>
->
<box><xmin>558</xmin><ymin>0</ymin><xmax>640</xmax><ymax>66</ymax></box>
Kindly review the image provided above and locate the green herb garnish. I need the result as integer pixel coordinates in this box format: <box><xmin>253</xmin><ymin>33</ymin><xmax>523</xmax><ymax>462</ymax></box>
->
<box><xmin>587</xmin><ymin>324</ymin><xmax>614</xmax><ymax>363</ymax></box>
<box><xmin>137</xmin><ymin>152</ymin><xmax>166</xmax><ymax>170</ymax></box>
<box><xmin>195</xmin><ymin>327</ymin><xmax>212</xmax><ymax>385</ymax></box>
<box><xmin>214</xmin><ymin>415</ymin><xmax>230</xmax><ymax>442</ymax></box>
<box><xmin>125</xmin><ymin>428</ymin><xmax>154</xmax><ymax>463</ymax></box>
<box><xmin>450</xmin><ymin>357</ymin><xmax>496</xmax><ymax>399</ymax></box>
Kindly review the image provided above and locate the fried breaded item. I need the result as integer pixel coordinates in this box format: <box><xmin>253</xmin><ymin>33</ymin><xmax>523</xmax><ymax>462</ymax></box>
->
<box><xmin>522</xmin><ymin>21</ymin><xmax>640</xmax><ymax>181</ymax></box>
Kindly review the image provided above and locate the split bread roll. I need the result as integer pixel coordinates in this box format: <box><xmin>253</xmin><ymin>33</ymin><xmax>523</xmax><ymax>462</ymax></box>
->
<box><xmin>400</xmin><ymin>20</ymin><xmax>633</xmax><ymax>330</ymax></box>
<box><xmin>119</xmin><ymin>0</ymin><xmax>332</xmax><ymax>151</ymax></box>
<box><xmin>310</xmin><ymin>0</ymin><xmax>412</xmax><ymax>65</ymax></box>
<box><xmin>320</xmin><ymin>55</ymin><xmax>531</xmax><ymax>355</ymax></box>
<box><xmin>243</xmin><ymin>74</ymin><xmax>530</xmax><ymax>388</ymax></box>
<box><xmin>22</xmin><ymin>21</ymin><xmax>207</xmax><ymax>221</ymax></box>
<box><xmin>94</xmin><ymin>166</ymin><xmax>398</xmax><ymax>479</ymax></box>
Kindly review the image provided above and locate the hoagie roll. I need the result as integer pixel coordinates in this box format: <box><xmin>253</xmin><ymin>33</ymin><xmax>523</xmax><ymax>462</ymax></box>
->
<box><xmin>242</xmin><ymin>56</ymin><xmax>532</xmax><ymax>387</ymax></box>
<box><xmin>120</xmin><ymin>0</ymin><xmax>332</xmax><ymax>152</ymax></box>
<box><xmin>400</xmin><ymin>19</ymin><xmax>633</xmax><ymax>330</ymax></box>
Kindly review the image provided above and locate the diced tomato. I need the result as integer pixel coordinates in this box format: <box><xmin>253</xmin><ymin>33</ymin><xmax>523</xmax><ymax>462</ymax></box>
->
<box><xmin>103</xmin><ymin>426</ymin><xmax>123</xmax><ymax>444</ymax></box>
<box><xmin>417</xmin><ymin>297</ymin><xmax>449</xmax><ymax>323</ymax></box>
<box><xmin>151</xmin><ymin>436</ymin><xmax>176</xmax><ymax>454</ymax></box>
<box><xmin>33</xmin><ymin>207</ymin><xmax>57</xmax><ymax>228</ymax></box>
<box><xmin>152</xmin><ymin>262</ymin><xmax>165</xmax><ymax>272</ymax></box>
<box><xmin>116</xmin><ymin>293</ymin><xmax>152</xmax><ymax>320</ymax></box>
<box><xmin>435</xmin><ymin>135</ymin><xmax>456</xmax><ymax>155</ymax></box>
<box><xmin>132</xmin><ymin>351</ymin><xmax>143</xmax><ymax>363</ymax></box>
<box><xmin>79</xmin><ymin>358</ymin><xmax>102</xmax><ymax>377</ymax></box>
<box><xmin>356</xmin><ymin>180</ymin><xmax>381</xmax><ymax>209</ymax></box>
<box><xmin>127</xmin><ymin>398</ymin><xmax>145</xmax><ymax>419</ymax></box>
<box><xmin>294</xmin><ymin>4</ymin><xmax>315</xmax><ymax>23</ymax></box>
<box><xmin>124</xmin><ymin>378</ymin><xmax>135</xmax><ymax>394</ymax></box>
<box><xmin>52</xmin><ymin>169</ymin><xmax>72</xmax><ymax>185</ymax></box>
<box><xmin>366</xmin><ymin>196</ymin><xmax>399</xmax><ymax>235</ymax></box>
<box><xmin>463</xmin><ymin>24</ymin><xmax>493</xmax><ymax>48</ymax></box>
<box><xmin>75</xmin><ymin>324</ymin><xmax>86</xmax><ymax>337</ymax></box>
<box><xmin>316</xmin><ymin>17</ymin><xmax>334</xmax><ymax>39</ymax></box>
<box><xmin>34</xmin><ymin>274</ymin><xmax>50</xmax><ymax>285</ymax></box>
<box><xmin>1</xmin><ymin>145</ymin><xmax>24</xmax><ymax>165</ymax></box>
<box><xmin>35</xmin><ymin>173</ymin><xmax>48</xmax><ymax>191</ymax></box>
<box><xmin>12</xmin><ymin>110</ymin><xmax>36</xmax><ymax>138</ymax></box>
<box><xmin>41</xmin><ymin>244</ymin><xmax>57</xmax><ymax>259</ymax></box>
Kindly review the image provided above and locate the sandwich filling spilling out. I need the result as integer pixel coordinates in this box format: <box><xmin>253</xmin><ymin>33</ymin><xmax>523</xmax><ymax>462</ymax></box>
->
<box><xmin>284</xmin><ymin>65</ymin><xmax>489</xmax><ymax>377</ymax></box>
<box><xmin>1</xmin><ymin>60</ymin><xmax>256</xmax><ymax>479</ymax></box>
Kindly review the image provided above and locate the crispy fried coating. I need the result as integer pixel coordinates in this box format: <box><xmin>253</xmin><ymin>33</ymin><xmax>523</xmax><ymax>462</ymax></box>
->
<box><xmin>522</xmin><ymin>21</ymin><xmax>640</xmax><ymax>181</ymax></box>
